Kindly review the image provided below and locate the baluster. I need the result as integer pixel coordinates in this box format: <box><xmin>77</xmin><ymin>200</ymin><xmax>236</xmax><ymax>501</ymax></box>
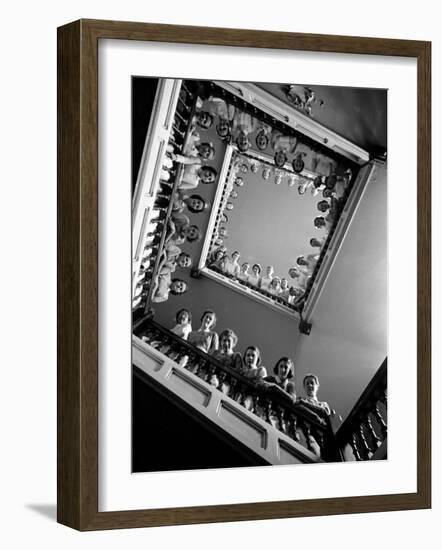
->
<box><xmin>168</xmin><ymin>137</ymin><xmax>179</xmax><ymax>149</ymax></box>
<box><xmin>178</xmin><ymin>95</ymin><xmax>191</xmax><ymax>111</ymax></box>
<box><xmin>153</xmin><ymin>332</ymin><xmax>168</xmax><ymax>354</ymax></box>
<box><xmin>181</xmin><ymin>83</ymin><xmax>194</xmax><ymax>98</ymax></box>
<box><xmin>276</xmin><ymin>406</ymin><xmax>287</xmax><ymax>434</ymax></box>
<box><xmin>350</xmin><ymin>434</ymin><xmax>363</xmax><ymax>461</ymax></box>
<box><xmin>252</xmin><ymin>394</ymin><xmax>266</xmax><ymax>420</ymax></box>
<box><xmin>288</xmin><ymin>413</ymin><xmax>301</xmax><ymax>442</ymax></box>
<box><xmin>173</xmin><ymin>342</ymin><xmax>186</xmax><ymax>366</ymax></box>
<box><xmin>174</xmin><ymin>110</ymin><xmax>187</xmax><ymax>125</ymax></box>
<box><xmin>312</xmin><ymin>427</ymin><xmax>325</xmax><ymax>456</ymax></box>
<box><xmin>144</xmin><ymin>328</ymin><xmax>160</xmax><ymax>347</ymax></box>
<box><xmin>353</xmin><ymin>431</ymin><xmax>370</xmax><ymax>461</ymax></box>
<box><xmin>364</xmin><ymin>414</ymin><xmax>381</xmax><ymax>451</ymax></box>
<box><xmin>301</xmin><ymin>421</ymin><xmax>315</xmax><ymax>454</ymax></box>
<box><xmin>167</xmin><ymin>342</ymin><xmax>185</xmax><ymax>364</ymax></box>
<box><xmin>140</xmin><ymin>327</ymin><xmax>155</xmax><ymax>342</ymax></box>
<box><xmin>228</xmin><ymin>377</ymin><xmax>238</xmax><ymax>401</ymax></box>
<box><xmin>188</xmin><ymin>354</ymin><xmax>201</xmax><ymax>375</ymax></box>
<box><xmin>265</xmin><ymin>399</ymin><xmax>278</xmax><ymax>428</ymax></box>
<box><xmin>235</xmin><ymin>382</ymin><xmax>247</xmax><ymax>406</ymax></box>
<box><xmin>373</xmin><ymin>403</ymin><xmax>387</xmax><ymax>438</ymax></box>
<box><xmin>241</xmin><ymin>384</ymin><xmax>251</xmax><ymax>407</ymax></box>
<box><xmin>176</xmin><ymin>350</ymin><xmax>190</xmax><ymax>369</ymax></box>
<box><xmin>158</xmin><ymin>340</ymin><xmax>172</xmax><ymax>356</ymax></box>
<box><xmin>134</xmin><ymin>290</ymin><xmax>148</xmax><ymax>305</ymax></box>
<box><xmin>149</xmin><ymin>327</ymin><xmax>161</xmax><ymax>341</ymax></box>
<box><xmin>217</xmin><ymin>371</ymin><xmax>228</xmax><ymax>394</ymax></box>
<box><xmin>141</xmin><ymin>249</ymin><xmax>154</xmax><ymax>263</ymax></box>
<box><xmin>245</xmin><ymin>387</ymin><xmax>259</xmax><ymax>411</ymax></box>
<box><xmin>264</xmin><ymin>398</ymin><xmax>272</xmax><ymax>424</ymax></box>
<box><xmin>172</xmin><ymin>123</ymin><xmax>185</xmax><ymax>138</ymax></box>
<box><xmin>358</xmin><ymin>424</ymin><xmax>372</xmax><ymax>459</ymax></box>
<box><xmin>248</xmin><ymin>390</ymin><xmax>259</xmax><ymax>414</ymax></box>
<box><xmin>195</xmin><ymin>359</ymin><xmax>209</xmax><ymax>380</ymax></box>
<box><xmin>206</xmin><ymin>364</ymin><xmax>219</xmax><ymax>388</ymax></box>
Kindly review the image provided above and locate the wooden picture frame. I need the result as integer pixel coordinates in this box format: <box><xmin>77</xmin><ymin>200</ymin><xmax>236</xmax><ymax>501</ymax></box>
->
<box><xmin>57</xmin><ymin>18</ymin><xmax>431</xmax><ymax>531</ymax></box>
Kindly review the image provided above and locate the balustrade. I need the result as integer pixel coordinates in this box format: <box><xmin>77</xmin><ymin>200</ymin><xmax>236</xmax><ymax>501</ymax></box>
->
<box><xmin>135</xmin><ymin>317</ymin><xmax>342</xmax><ymax>462</ymax></box>
<box><xmin>132</xmin><ymin>82</ymin><xmax>199</xmax><ymax>313</ymax></box>
<box><xmin>336</xmin><ymin>358</ymin><xmax>387</xmax><ymax>461</ymax></box>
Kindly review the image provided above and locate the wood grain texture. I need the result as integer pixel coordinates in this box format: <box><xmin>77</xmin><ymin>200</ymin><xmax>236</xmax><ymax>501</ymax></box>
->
<box><xmin>57</xmin><ymin>20</ymin><xmax>81</xmax><ymax>529</ymax></box>
<box><xmin>416</xmin><ymin>40</ymin><xmax>431</xmax><ymax>507</ymax></box>
<box><xmin>57</xmin><ymin>18</ymin><xmax>431</xmax><ymax>531</ymax></box>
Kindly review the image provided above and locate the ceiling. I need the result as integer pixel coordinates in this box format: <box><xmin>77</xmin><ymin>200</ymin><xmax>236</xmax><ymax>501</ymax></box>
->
<box><xmin>257</xmin><ymin>82</ymin><xmax>387</xmax><ymax>153</ymax></box>
<box><xmin>139</xmin><ymin>78</ymin><xmax>387</xmax><ymax>419</ymax></box>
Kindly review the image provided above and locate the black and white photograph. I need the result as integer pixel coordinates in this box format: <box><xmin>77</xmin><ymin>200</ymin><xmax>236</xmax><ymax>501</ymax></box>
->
<box><xmin>131</xmin><ymin>77</ymin><xmax>388</xmax><ymax>472</ymax></box>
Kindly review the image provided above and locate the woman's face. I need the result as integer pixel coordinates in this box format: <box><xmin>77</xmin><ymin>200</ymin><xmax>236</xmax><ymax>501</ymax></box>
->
<box><xmin>244</xmin><ymin>348</ymin><xmax>259</xmax><ymax>368</ymax></box>
<box><xmin>293</xmin><ymin>157</ymin><xmax>305</xmax><ymax>173</ymax></box>
<box><xmin>177</xmin><ymin>255</ymin><xmax>192</xmax><ymax>268</ymax></box>
<box><xmin>186</xmin><ymin>226</ymin><xmax>199</xmax><ymax>240</ymax></box>
<box><xmin>198</xmin><ymin>143</ymin><xmax>213</xmax><ymax>160</ymax></box>
<box><xmin>232</xmin><ymin>252</ymin><xmax>240</xmax><ymax>262</ymax></box>
<box><xmin>277</xmin><ymin>359</ymin><xmax>292</xmax><ymax>380</ymax></box>
<box><xmin>220</xmin><ymin>334</ymin><xmax>234</xmax><ymax>353</ymax></box>
<box><xmin>289</xmin><ymin>286</ymin><xmax>302</xmax><ymax>298</ymax></box>
<box><xmin>304</xmin><ymin>376</ymin><xmax>319</xmax><ymax>397</ymax></box>
<box><xmin>256</xmin><ymin>132</ymin><xmax>268</xmax><ymax>150</ymax></box>
<box><xmin>201</xmin><ymin>169</ymin><xmax>216</xmax><ymax>184</ymax></box>
<box><xmin>326</xmin><ymin>174</ymin><xmax>337</xmax><ymax>189</ymax></box>
<box><xmin>216</xmin><ymin>119</ymin><xmax>230</xmax><ymax>137</ymax></box>
<box><xmin>234</xmin><ymin>176</ymin><xmax>244</xmax><ymax>187</ymax></box>
<box><xmin>171</xmin><ymin>281</ymin><xmax>187</xmax><ymax>294</ymax></box>
<box><xmin>271</xmin><ymin>278</ymin><xmax>280</xmax><ymax>289</ymax></box>
<box><xmin>288</xmin><ymin>268</ymin><xmax>299</xmax><ymax>279</ymax></box>
<box><xmin>197</xmin><ymin>111</ymin><xmax>212</xmax><ymax>128</ymax></box>
<box><xmin>274</xmin><ymin>151</ymin><xmax>287</xmax><ymax>167</ymax></box>
<box><xmin>202</xmin><ymin>312</ymin><xmax>215</xmax><ymax>330</ymax></box>
<box><xmin>252</xmin><ymin>265</ymin><xmax>260</xmax><ymax>275</ymax></box>
<box><xmin>236</xmin><ymin>134</ymin><xmax>249</xmax><ymax>151</ymax></box>
<box><xmin>281</xmin><ymin>278</ymin><xmax>288</xmax><ymax>289</ymax></box>
<box><xmin>266</xmin><ymin>266</ymin><xmax>273</xmax><ymax>277</ymax></box>
<box><xmin>189</xmin><ymin>197</ymin><xmax>204</xmax><ymax>211</ymax></box>
<box><xmin>215</xmin><ymin>251</ymin><xmax>224</xmax><ymax>261</ymax></box>
<box><xmin>241</xmin><ymin>263</ymin><xmax>250</xmax><ymax>273</ymax></box>
<box><xmin>178</xmin><ymin>311</ymin><xmax>189</xmax><ymax>324</ymax></box>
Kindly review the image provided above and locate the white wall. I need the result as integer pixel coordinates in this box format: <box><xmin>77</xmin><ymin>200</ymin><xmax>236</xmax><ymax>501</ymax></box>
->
<box><xmin>1</xmin><ymin>1</ymin><xmax>440</xmax><ymax>549</ymax></box>
<box><xmin>295</xmin><ymin>162</ymin><xmax>388</xmax><ymax>420</ymax></box>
